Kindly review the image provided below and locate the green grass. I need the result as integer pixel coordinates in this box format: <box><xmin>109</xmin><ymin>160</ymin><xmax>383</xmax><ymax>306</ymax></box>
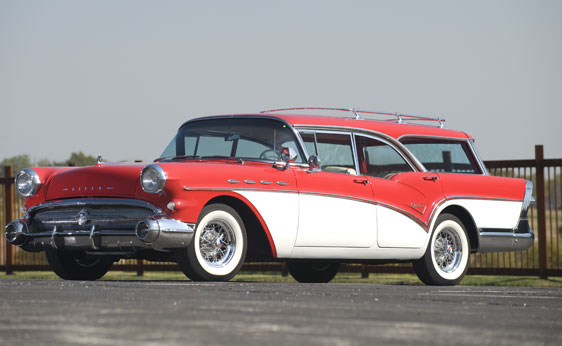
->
<box><xmin>1</xmin><ymin>271</ymin><xmax>561</xmax><ymax>287</ymax></box>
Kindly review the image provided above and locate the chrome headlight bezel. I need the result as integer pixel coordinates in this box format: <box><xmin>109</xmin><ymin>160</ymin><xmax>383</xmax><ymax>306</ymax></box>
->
<box><xmin>15</xmin><ymin>168</ymin><xmax>41</xmax><ymax>198</ymax></box>
<box><xmin>140</xmin><ymin>164</ymin><xmax>167</xmax><ymax>194</ymax></box>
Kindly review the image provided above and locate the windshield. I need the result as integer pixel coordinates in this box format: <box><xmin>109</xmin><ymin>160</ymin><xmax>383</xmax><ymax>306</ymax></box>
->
<box><xmin>158</xmin><ymin>118</ymin><xmax>305</xmax><ymax>163</ymax></box>
<box><xmin>400</xmin><ymin>137</ymin><xmax>483</xmax><ymax>174</ymax></box>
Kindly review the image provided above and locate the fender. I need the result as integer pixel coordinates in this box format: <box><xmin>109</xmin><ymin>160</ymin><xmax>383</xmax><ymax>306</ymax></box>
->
<box><xmin>173</xmin><ymin>188</ymin><xmax>282</xmax><ymax>258</ymax></box>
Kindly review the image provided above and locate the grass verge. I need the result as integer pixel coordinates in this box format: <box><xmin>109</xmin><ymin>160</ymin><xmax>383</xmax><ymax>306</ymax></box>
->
<box><xmin>1</xmin><ymin>271</ymin><xmax>561</xmax><ymax>287</ymax></box>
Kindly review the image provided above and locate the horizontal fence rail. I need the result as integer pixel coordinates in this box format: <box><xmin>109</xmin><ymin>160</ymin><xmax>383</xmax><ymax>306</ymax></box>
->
<box><xmin>2</xmin><ymin>145</ymin><xmax>561</xmax><ymax>278</ymax></box>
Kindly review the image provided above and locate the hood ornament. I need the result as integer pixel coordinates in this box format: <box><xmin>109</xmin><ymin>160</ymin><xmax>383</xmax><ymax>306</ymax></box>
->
<box><xmin>97</xmin><ymin>155</ymin><xmax>103</xmax><ymax>165</ymax></box>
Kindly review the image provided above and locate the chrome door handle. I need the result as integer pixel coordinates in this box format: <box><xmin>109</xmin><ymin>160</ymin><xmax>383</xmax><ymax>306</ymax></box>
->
<box><xmin>353</xmin><ymin>178</ymin><xmax>369</xmax><ymax>185</ymax></box>
<box><xmin>423</xmin><ymin>176</ymin><xmax>438</xmax><ymax>182</ymax></box>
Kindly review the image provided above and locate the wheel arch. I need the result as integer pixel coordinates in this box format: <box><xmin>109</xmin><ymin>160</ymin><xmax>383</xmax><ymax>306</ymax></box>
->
<box><xmin>204</xmin><ymin>195</ymin><xmax>276</xmax><ymax>259</ymax></box>
<box><xmin>438</xmin><ymin>205</ymin><xmax>478</xmax><ymax>252</ymax></box>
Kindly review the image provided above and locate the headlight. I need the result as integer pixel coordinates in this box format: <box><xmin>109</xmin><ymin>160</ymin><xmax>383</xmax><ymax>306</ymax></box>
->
<box><xmin>16</xmin><ymin>169</ymin><xmax>41</xmax><ymax>197</ymax></box>
<box><xmin>140</xmin><ymin>164</ymin><xmax>167</xmax><ymax>194</ymax></box>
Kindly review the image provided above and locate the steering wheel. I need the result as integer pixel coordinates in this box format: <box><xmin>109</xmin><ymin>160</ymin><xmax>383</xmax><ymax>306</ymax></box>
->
<box><xmin>259</xmin><ymin>149</ymin><xmax>279</xmax><ymax>160</ymax></box>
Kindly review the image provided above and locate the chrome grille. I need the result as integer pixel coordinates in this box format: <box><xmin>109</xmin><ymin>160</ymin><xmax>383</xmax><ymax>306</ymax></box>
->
<box><xmin>27</xmin><ymin>199</ymin><xmax>160</xmax><ymax>233</ymax></box>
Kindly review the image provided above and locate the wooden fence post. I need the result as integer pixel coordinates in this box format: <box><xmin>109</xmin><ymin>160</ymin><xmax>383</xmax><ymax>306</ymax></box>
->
<box><xmin>535</xmin><ymin>145</ymin><xmax>547</xmax><ymax>279</ymax></box>
<box><xmin>4</xmin><ymin>166</ymin><xmax>14</xmax><ymax>275</ymax></box>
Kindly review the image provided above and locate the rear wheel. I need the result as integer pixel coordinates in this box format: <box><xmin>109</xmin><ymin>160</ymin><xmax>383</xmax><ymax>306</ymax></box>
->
<box><xmin>287</xmin><ymin>262</ymin><xmax>340</xmax><ymax>283</ymax></box>
<box><xmin>45</xmin><ymin>250</ymin><xmax>113</xmax><ymax>281</ymax></box>
<box><xmin>413</xmin><ymin>214</ymin><xmax>470</xmax><ymax>286</ymax></box>
<box><xmin>176</xmin><ymin>204</ymin><xmax>247</xmax><ymax>281</ymax></box>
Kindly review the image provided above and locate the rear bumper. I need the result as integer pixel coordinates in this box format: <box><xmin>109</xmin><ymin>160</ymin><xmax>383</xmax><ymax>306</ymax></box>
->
<box><xmin>477</xmin><ymin>219</ymin><xmax>534</xmax><ymax>253</ymax></box>
<box><xmin>5</xmin><ymin>218</ymin><xmax>195</xmax><ymax>253</ymax></box>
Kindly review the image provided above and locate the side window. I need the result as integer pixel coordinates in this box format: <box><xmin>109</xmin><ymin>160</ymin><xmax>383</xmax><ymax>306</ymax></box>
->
<box><xmin>355</xmin><ymin>135</ymin><xmax>413</xmax><ymax>178</ymax></box>
<box><xmin>300</xmin><ymin>131</ymin><xmax>356</xmax><ymax>174</ymax></box>
<box><xmin>400</xmin><ymin>138</ymin><xmax>482</xmax><ymax>174</ymax></box>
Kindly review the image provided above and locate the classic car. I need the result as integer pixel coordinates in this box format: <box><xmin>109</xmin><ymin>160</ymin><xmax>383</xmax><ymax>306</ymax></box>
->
<box><xmin>5</xmin><ymin>107</ymin><xmax>534</xmax><ymax>285</ymax></box>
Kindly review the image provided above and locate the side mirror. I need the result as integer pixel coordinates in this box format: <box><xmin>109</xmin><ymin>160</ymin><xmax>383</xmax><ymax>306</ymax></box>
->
<box><xmin>307</xmin><ymin>155</ymin><xmax>320</xmax><ymax>169</ymax></box>
<box><xmin>280</xmin><ymin>147</ymin><xmax>298</xmax><ymax>163</ymax></box>
<box><xmin>273</xmin><ymin>147</ymin><xmax>298</xmax><ymax>171</ymax></box>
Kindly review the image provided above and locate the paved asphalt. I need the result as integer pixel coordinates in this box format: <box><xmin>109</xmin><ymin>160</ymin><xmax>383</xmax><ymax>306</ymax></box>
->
<box><xmin>0</xmin><ymin>280</ymin><xmax>561</xmax><ymax>346</ymax></box>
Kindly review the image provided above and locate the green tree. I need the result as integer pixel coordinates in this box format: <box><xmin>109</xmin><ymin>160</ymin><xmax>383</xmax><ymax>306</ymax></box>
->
<box><xmin>53</xmin><ymin>151</ymin><xmax>97</xmax><ymax>167</ymax></box>
<box><xmin>0</xmin><ymin>154</ymin><xmax>32</xmax><ymax>177</ymax></box>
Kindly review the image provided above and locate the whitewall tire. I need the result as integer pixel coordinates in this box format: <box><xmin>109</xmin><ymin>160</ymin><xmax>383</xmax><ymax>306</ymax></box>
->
<box><xmin>176</xmin><ymin>204</ymin><xmax>247</xmax><ymax>281</ymax></box>
<box><xmin>413</xmin><ymin>214</ymin><xmax>470</xmax><ymax>286</ymax></box>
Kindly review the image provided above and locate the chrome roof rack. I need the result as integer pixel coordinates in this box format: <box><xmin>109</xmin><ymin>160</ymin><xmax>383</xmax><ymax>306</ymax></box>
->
<box><xmin>260</xmin><ymin>107</ymin><xmax>445</xmax><ymax>128</ymax></box>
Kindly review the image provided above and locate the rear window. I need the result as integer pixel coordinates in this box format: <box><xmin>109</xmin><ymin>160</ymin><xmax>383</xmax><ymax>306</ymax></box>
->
<box><xmin>400</xmin><ymin>138</ymin><xmax>482</xmax><ymax>174</ymax></box>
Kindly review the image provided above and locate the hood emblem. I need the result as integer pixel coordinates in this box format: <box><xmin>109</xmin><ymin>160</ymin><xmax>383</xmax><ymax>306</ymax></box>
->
<box><xmin>76</xmin><ymin>209</ymin><xmax>89</xmax><ymax>226</ymax></box>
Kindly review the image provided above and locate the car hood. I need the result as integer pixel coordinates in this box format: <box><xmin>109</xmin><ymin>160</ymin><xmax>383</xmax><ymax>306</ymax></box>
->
<box><xmin>45</xmin><ymin>163</ymin><xmax>144</xmax><ymax>200</ymax></box>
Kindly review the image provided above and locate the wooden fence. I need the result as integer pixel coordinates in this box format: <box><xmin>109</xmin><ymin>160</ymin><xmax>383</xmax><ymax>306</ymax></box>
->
<box><xmin>1</xmin><ymin>145</ymin><xmax>561</xmax><ymax>278</ymax></box>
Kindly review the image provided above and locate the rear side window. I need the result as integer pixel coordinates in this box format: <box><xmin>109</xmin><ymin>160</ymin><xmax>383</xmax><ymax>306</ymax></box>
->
<box><xmin>355</xmin><ymin>135</ymin><xmax>413</xmax><ymax>178</ymax></box>
<box><xmin>400</xmin><ymin>138</ymin><xmax>482</xmax><ymax>174</ymax></box>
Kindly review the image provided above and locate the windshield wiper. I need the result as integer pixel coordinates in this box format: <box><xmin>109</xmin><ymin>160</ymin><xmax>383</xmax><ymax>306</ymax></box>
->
<box><xmin>155</xmin><ymin>155</ymin><xmax>246</xmax><ymax>163</ymax></box>
<box><xmin>199</xmin><ymin>156</ymin><xmax>245</xmax><ymax>164</ymax></box>
<box><xmin>154</xmin><ymin>155</ymin><xmax>201</xmax><ymax>162</ymax></box>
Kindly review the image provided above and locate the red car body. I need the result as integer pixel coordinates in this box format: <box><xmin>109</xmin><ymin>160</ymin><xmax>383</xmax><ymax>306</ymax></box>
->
<box><xmin>5</xmin><ymin>109</ymin><xmax>534</xmax><ymax>285</ymax></box>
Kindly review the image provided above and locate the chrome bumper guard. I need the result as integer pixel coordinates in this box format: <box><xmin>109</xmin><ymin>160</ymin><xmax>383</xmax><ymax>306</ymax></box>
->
<box><xmin>478</xmin><ymin>219</ymin><xmax>534</xmax><ymax>253</ymax></box>
<box><xmin>5</xmin><ymin>218</ymin><xmax>195</xmax><ymax>253</ymax></box>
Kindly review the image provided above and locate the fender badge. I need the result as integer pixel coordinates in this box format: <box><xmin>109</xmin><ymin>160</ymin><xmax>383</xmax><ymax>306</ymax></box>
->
<box><xmin>407</xmin><ymin>203</ymin><xmax>426</xmax><ymax>215</ymax></box>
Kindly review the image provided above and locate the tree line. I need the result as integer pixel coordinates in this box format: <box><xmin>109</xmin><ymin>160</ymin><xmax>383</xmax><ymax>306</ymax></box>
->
<box><xmin>0</xmin><ymin>152</ymin><xmax>98</xmax><ymax>177</ymax></box>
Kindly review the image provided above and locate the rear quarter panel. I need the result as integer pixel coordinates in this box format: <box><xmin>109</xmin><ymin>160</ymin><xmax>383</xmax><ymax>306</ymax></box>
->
<box><xmin>437</xmin><ymin>173</ymin><xmax>525</xmax><ymax>230</ymax></box>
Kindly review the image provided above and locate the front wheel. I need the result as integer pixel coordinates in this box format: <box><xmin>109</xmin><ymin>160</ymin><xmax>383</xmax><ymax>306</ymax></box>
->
<box><xmin>413</xmin><ymin>214</ymin><xmax>470</xmax><ymax>286</ymax></box>
<box><xmin>45</xmin><ymin>250</ymin><xmax>113</xmax><ymax>281</ymax></box>
<box><xmin>287</xmin><ymin>262</ymin><xmax>340</xmax><ymax>283</ymax></box>
<box><xmin>176</xmin><ymin>204</ymin><xmax>247</xmax><ymax>281</ymax></box>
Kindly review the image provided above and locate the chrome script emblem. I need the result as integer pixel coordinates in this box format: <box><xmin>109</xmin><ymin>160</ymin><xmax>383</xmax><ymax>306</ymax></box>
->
<box><xmin>75</xmin><ymin>209</ymin><xmax>89</xmax><ymax>226</ymax></box>
<box><xmin>407</xmin><ymin>202</ymin><xmax>426</xmax><ymax>215</ymax></box>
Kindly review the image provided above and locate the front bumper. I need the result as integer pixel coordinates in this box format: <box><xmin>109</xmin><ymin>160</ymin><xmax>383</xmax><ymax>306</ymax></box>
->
<box><xmin>477</xmin><ymin>219</ymin><xmax>535</xmax><ymax>253</ymax></box>
<box><xmin>4</xmin><ymin>198</ymin><xmax>195</xmax><ymax>253</ymax></box>
<box><xmin>5</xmin><ymin>218</ymin><xmax>195</xmax><ymax>253</ymax></box>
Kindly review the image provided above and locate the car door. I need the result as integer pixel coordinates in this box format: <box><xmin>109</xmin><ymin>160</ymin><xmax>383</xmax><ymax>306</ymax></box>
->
<box><xmin>353</xmin><ymin>134</ymin><xmax>443</xmax><ymax>248</ymax></box>
<box><xmin>293</xmin><ymin>131</ymin><xmax>377</xmax><ymax>248</ymax></box>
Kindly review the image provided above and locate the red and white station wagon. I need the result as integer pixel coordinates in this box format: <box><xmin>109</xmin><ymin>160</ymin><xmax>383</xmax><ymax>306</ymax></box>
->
<box><xmin>6</xmin><ymin>108</ymin><xmax>534</xmax><ymax>285</ymax></box>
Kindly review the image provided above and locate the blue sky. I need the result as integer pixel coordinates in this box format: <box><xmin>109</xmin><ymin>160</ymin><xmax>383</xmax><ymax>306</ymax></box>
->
<box><xmin>1</xmin><ymin>0</ymin><xmax>561</xmax><ymax>163</ymax></box>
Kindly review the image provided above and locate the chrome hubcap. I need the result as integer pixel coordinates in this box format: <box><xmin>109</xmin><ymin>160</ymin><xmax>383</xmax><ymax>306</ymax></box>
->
<box><xmin>434</xmin><ymin>228</ymin><xmax>462</xmax><ymax>273</ymax></box>
<box><xmin>199</xmin><ymin>220</ymin><xmax>236</xmax><ymax>268</ymax></box>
